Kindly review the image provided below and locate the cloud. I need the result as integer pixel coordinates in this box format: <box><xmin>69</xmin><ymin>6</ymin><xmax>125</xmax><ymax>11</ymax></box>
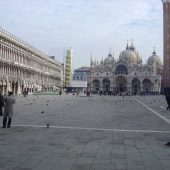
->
<box><xmin>0</xmin><ymin>0</ymin><xmax>163</xmax><ymax>68</ymax></box>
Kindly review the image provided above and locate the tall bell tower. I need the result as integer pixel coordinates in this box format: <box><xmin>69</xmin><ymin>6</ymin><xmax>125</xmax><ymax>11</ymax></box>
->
<box><xmin>163</xmin><ymin>0</ymin><xmax>170</xmax><ymax>93</ymax></box>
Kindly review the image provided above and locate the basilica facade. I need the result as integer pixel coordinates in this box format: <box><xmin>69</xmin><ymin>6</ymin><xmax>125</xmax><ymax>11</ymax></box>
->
<box><xmin>0</xmin><ymin>28</ymin><xmax>62</xmax><ymax>95</ymax></box>
<box><xmin>88</xmin><ymin>42</ymin><xmax>162</xmax><ymax>94</ymax></box>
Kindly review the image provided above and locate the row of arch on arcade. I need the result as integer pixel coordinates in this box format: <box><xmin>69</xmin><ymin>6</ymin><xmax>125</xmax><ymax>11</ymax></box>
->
<box><xmin>90</xmin><ymin>76</ymin><xmax>160</xmax><ymax>93</ymax></box>
<box><xmin>0</xmin><ymin>80</ymin><xmax>54</xmax><ymax>95</ymax></box>
<box><xmin>0</xmin><ymin>80</ymin><xmax>33</xmax><ymax>95</ymax></box>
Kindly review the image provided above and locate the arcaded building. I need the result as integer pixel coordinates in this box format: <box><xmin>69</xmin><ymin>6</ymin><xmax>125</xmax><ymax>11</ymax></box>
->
<box><xmin>0</xmin><ymin>28</ymin><xmax>62</xmax><ymax>95</ymax></box>
<box><xmin>88</xmin><ymin>42</ymin><xmax>163</xmax><ymax>94</ymax></box>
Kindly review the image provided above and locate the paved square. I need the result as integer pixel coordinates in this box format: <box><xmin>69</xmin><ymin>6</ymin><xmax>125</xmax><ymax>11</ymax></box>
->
<box><xmin>0</xmin><ymin>94</ymin><xmax>170</xmax><ymax>170</ymax></box>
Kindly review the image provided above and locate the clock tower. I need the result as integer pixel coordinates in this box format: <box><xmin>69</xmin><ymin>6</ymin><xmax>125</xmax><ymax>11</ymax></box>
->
<box><xmin>163</xmin><ymin>0</ymin><xmax>170</xmax><ymax>93</ymax></box>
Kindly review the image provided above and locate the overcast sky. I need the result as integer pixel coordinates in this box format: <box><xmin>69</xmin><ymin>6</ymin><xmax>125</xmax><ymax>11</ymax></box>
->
<box><xmin>0</xmin><ymin>0</ymin><xmax>163</xmax><ymax>69</ymax></box>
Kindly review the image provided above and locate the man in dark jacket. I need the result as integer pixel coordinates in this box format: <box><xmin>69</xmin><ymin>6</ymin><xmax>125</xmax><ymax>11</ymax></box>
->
<box><xmin>165</xmin><ymin>94</ymin><xmax>170</xmax><ymax>111</ymax></box>
<box><xmin>2</xmin><ymin>92</ymin><xmax>16</xmax><ymax>128</ymax></box>
<box><xmin>0</xmin><ymin>92</ymin><xmax>4</xmax><ymax>116</ymax></box>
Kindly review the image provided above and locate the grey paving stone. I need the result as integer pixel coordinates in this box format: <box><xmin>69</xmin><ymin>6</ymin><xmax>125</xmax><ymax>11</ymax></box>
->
<box><xmin>112</xmin><ymin>159</ymin><xmax>127</xmax><ymax>170</ymax></box>
<box><xmin>124</xmin><ymin>138</ymin><xmax>136</xmax><ymax>146</ymax></box>
<box><xmin>0</xmin><ymin>161</ymin><xmax>20</xmax><ymax>170</ymax></box>
<box><xmin>72</xmin><ymin>164</ymin><xmax>91</xmax><ymax>170</ymax></box>
<box><xmin>80</xmin><ymin>152</ymin><xmax>97</xmax><ymax>158</ymax></box>
<box><xmin>127</xmin><ymin>160</ymin><xmax>145</xmax><ymax>170</ymax></box>
<box><xmin>142</xmin><ymin>158</ymin><xmax>163</xmax><ymax>169</ymax></box>
<box><xmin>0</xmin><ymin>95</ymin><xmax>170</xmax><ymax>170</ymax></box>
<box><xmin>90</xmin><ymin>163</ymin><xmax>116</xmax><ymax>170</ymax></box>
<box><xmin>0</xmin><ymin>156</ymin><xmax>12</xmax><ymax>166</ymax></box>
<box><xmin>76</xmin><ymin>157</ymin><xmax>94</xmax><ymax>165</ymax></box>
<box><xmin>95</xmin><ymin>153</ymin><xmax>111</xmax><ymax>160</ymax></box>
<box><xmin>160</xmin><ymin>159</ymin><xmax>170</xmax><ymax>170</ymax></box>
<box><xmin>112</xmin><ymin>144</ymin><xmax>125</xmax><ymax>154</ymax></box>
<box><xmin>111</xmin><ymin>153</ymin><xmax>126</xmax><ymax>159</ymax></box>
<box><xmin>17</xmin><ymin>159</ymin><xmax>40</xmax><ymax>169</ymax></box>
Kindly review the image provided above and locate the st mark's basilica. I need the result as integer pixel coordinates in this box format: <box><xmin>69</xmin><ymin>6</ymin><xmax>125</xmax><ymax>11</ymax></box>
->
<box><xmin>88</xmin><ymin>42</ymin><xmax>163</xmax><ymax>94</ymax></box>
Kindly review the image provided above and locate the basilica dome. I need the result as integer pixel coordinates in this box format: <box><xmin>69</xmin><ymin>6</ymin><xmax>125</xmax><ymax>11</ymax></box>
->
<box><xmin>148</xmin><ymin>50</ymin><xmax>161</xmax><ymax>66</ymax></box>
<box><xmin>119</xmin><ymin>50</ymin><xmax>137</xmax><ymax>64</ymax></box>
<box><xmin>104</xmin><ymin>53</ymin><xmax>116</xmax><ymax>66</ymax></box>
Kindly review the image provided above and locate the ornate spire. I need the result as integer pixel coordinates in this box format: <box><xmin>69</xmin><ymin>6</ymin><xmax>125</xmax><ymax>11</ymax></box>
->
<box><xmin>130</xmin><ymin>39</ymin><xmax>135</xmax><ymax>51</ymax></box>
<box><xmin>126</xmin><ymin>39</ymin><xmax>129</xmax><ymax>50</ymax></box>
<box><xmin>90</xmin><ymin>52</ymin><xmax>93</xmax><ymax>67</ymax></box>
<box><xmin>109</xmin><ymin>48</ymin><xmax>112</xmax><ymax>56</ymax></box>
<box><xmin>101</xmin><ymin>57</ymin><xmax>104</xmax><ymax>64</ymax></box>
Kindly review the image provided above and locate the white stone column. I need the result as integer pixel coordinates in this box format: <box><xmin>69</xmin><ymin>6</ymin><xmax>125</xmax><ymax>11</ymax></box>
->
<box><xmin>6</xmin><ymin>81</ymin><xmax>11</xmax><ymax>93</ymax></box>
<box><xmin>18</xmin><ymin>83</ymin><xmax>21</xmax><ymax>95</ymax></box>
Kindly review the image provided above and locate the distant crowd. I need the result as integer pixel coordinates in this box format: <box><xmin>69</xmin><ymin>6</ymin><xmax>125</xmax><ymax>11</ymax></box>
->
<box><xmin>85</xmin><ymin>90</ymin><xmax>161</xmax><ymax>96</ymax></box>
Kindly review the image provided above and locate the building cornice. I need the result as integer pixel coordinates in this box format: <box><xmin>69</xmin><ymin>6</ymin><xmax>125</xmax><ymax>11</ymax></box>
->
<box><xmin>162</xmin><ymin>0</ymin><xmax>170</xmax><ymax>3</ymax></box>
<box><xmin>0</xmin><ymin>27</ymin><xmax>61</xmax><ymax>66</ymax></box>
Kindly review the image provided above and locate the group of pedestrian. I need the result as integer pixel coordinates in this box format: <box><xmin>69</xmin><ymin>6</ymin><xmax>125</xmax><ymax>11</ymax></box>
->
<box><xmin>0</xmin><ymin>91</ymin><xmax>16</xmax><ymax>128</ymax></box>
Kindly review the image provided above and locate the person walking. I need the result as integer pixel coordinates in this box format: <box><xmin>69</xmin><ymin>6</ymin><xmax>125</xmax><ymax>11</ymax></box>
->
<box><xmin>165</xmin><ymin>94</ymin><xmax>170</xmax><ymax>111</ymax></box>
<box><xmin>0</xmin><ymin>92</ymin><xmax>4</xmax><ymax>116</ymax></box>
<box><xmin>2</xmin><ymin>92</ymin><xmax>16</xmax><ymax>128</ymax></box>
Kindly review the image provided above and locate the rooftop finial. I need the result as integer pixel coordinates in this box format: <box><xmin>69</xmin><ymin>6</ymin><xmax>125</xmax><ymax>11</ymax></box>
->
<box><xmin>153</xmin><ymin>46</ymin><xmax>156</xmax><ymax>55</ymax></box>
<box><xmin>109</xmin><ymin>48</ymin><xmax>112</xmax><ymax>54</ymax></box>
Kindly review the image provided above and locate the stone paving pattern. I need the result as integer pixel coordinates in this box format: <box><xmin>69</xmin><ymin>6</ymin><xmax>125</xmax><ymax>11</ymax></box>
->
<box><xmin>0</xmin><ymin>94</ymin><xmax>170</xmax><ymax>170</ymax></box>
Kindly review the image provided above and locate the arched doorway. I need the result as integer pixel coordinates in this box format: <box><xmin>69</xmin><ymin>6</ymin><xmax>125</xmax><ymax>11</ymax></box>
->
<box><xmin>131</xmin><ymin>78</ymin><xmax>140</xmax><ymax>94</ymax></box>
<box><xmin>12</xmin><ymin>81</ymin><xmax>15</xmax><ymax>94</ymax></box>
<box><xmin>92</xmin><ymin>79</ymin><xmax>100</xmax><ymax>92</ymax></box>
<box><xmin>103</xmin><ymin>78</ymin><xmax>110</xmax><ymax>92</ymax></box>
<box><xmin>115</xmin><ymin>76</ymin><xmax>127</xmax><ymax>93</ymax></box>
<box><xmin>15</xmin><ymin>82</ymin><xmax>18</xmax><ymax>95</ymax></box>
<box><xmin>143</xmin><ymin>79</ymin><xmax>153</xmax><ymax>93</ymax></box>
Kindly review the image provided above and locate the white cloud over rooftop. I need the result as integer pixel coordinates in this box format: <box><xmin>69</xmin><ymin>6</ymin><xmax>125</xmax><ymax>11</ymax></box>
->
<box><xmin>0</xmin><ymin>0</ymin><xmax>163</xmax><ymax>68</ymax></box>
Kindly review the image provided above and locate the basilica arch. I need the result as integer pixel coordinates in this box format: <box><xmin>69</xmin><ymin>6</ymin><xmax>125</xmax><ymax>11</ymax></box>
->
<box><xmin>115</xmin><ymin>76</ymin><xmax>127</xmax><ymax>92</ymax></box>
<box><xmin>143</xmin><ymin>79</ymin><xmax>153</xmax><ymax>93</ymax></box>
<box><xmin>92</xmin><ymin>79</ymin><xmax>100</xmax><ymax>92</ymax></box>
<box><xmin>131</xmin><ymin>78</ymin><xmax>140</xmax><ymax>93</ymax></box>
<box><xmin>103</xmin><ymin>78</ymin><xmax>110</xmax><ymax>92</ymax></box>
<box><xmin>115</xmin><ymin>64</ymin><xmax>128</xmax><ymax>75</ymax></box>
